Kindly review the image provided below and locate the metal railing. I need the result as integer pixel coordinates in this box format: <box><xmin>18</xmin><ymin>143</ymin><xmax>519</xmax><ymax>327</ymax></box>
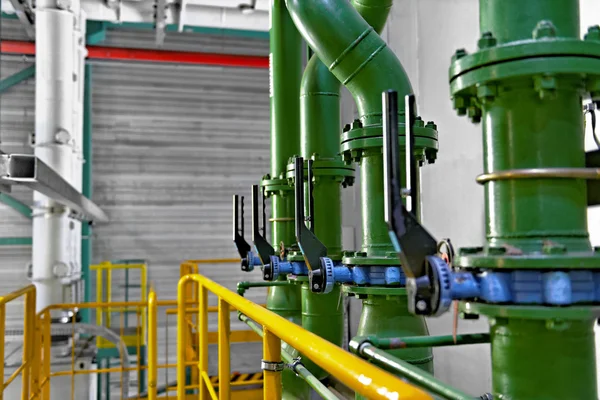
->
<box><xmin>0</xmin><ymin>285</ymin><xmax>36</xmax><ymax>400</ymax></box>
<box><xmin>176</xmin><ymin>273</ymin><xmax>432</xmax><ymax>400</ymax></box>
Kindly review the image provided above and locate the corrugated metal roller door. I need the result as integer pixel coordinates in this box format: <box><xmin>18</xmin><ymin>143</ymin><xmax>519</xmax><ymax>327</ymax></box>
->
<box><xmin>91</xmin><ymin>59</ymin><xmax>271</xmax><ymax>377</ymax></box>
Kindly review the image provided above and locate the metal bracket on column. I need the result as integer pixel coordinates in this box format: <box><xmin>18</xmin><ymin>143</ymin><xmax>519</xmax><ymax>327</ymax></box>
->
<box><xmin>0</xmin><ymin>154</ymin><xmax>109</xmax><ymax>223</ymax></box>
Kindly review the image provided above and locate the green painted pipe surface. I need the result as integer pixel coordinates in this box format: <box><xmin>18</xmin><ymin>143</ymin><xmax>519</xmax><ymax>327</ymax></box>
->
<box><xmin>479</xmin><ymin>0</ymin><xmax>580</xmax><ymax>44</ymax></box>
<box><xmin>285</xmin><ymin>0</ymin><xmax>413</xmax><ymax>127</ymax></box>
<box><xmin>451</xmin><ymin>1</ymin><xmax>599</xmax><ymax>399</ymax></box>
<box><xmin>358</xmin><ymin>333</ymin><xmax>490</xmax><ymax>349</ymax></box>
<box><xmin>81</xmin><ymin>64</ymin><xmax>93</xmax><ymax>323</ymax></box>
<box><xmin>355</xmin><ymin>295</ymin><xmax>432</xmax><ymax>373</ymax></box>
<box><xmin>300</xmin><ymin>282</ymin><xmax>344</xmax><ymax>380</ymax></box>
<box><xmin>483</xmin><ymin>85</ymin><xmax>589</xmax><ymax>252</ymax></box>
<box><xmin>361</xmin><ymin>150</ymin><xmax>421</xmax><ymax>255</ymax></box>
<box><xmin>490</xmin><ymin>317</ymin><xmax>597</xmax><ymax>399</ymax></box>
<box><xmin>266</xmin><ymin>0</ymin><xmax>303</xmax><ymax>360</ymax></box>
<box><xmin>353</xmin><ymin>343</ymin><xmax>472</xmax><ymax>400</ymax></box>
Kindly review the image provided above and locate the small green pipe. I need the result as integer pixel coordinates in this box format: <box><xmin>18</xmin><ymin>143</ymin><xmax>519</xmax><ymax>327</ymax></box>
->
<box><xmin>0</xmin><ymin>64</ymin><xmax>35</xmax><ymax>94</ymax></box>
<box><xmin>0</xmin><ymin>193</ymin><xmax>32</xmax><ymax>219</ymax></box>
<box><xmin>350</xmin><ymin>341</ymin><xmax>473</xmax><ymax>400</ymax></box>
<box><xmin>239</xmin><ymin>314</ymin><xmax>339</xmax><ymax>400</ymax></box>
<box><xmin>81</xmin><ymin>64</ymin><xmax>93</xmax><ymax>323</ymax></box>
<box><xmin>355</xmin><ymin>333</ymin><xmax>490</xmax><ymax>349</ymax></box>
<box><xmin>236</xmin><ymin>280</ymin><xmax>295</xmax><ymax>296</ymax></box>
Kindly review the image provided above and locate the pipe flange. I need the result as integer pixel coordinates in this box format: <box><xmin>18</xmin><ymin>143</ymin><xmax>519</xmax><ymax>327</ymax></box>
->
<box><xmin>261</xmin><ymin>360</ymin><xmax>285</xmax><ymax>372</ymax></box>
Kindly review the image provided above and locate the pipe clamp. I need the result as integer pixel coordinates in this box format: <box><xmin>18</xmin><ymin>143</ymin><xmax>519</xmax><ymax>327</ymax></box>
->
<box><xmin>261</xmin><ymin>360</ymin><xmax>285</xmax><ymax>372</ymax></box>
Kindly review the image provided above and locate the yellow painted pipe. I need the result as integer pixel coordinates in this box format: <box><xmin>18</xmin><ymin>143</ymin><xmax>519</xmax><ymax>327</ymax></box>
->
<box><xmin>218</xmin><ymin>299</ymin><xmax>231</xmax><ymax>400</ymax></box>
<box><xmin>177</xmin><ymin>274</ymin><xmax>432</xmax><ymax>400</ymax></box>
<box><xmin>263</xmin><ymin>328</ymin><xmax>282</xmax><ymax>400</ymax></box>
<box><xmin>148</xmin><ymin>290</ymin><xmax>158</xmax><ymax>400</ymax></box>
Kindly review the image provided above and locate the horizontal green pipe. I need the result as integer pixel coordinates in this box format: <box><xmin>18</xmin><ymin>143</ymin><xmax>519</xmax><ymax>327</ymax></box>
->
<box><xmin>0</xmin><ymin>64</ymin><xmax>35</xmax><ymax>93</ymax></box>
<box><xmin>0</xmin><ymin>193</ymin><xmax>32</xmax><ymax>219</ymax></box>
<box><xmin>237</xmin><ymin>280</ymin><xmax>295</xmax><ymax>296</ymax></box>
<box><xmin>239</xmin><ymin>313</ymin><xmax>339</xmax><ymax>400</ymax></box>
<box><xmin>0</xmin><ymin>237</ymin><xmax>32</xmax><ymax>246</ymax></box>
<box><xmin>351</xmin><ymin>342</ymin><xmax>472</xmax><ymax>400</ymax></box>
<box><xmin>355</xmin><ymin>333</ymin><xmax>490</xmax><ymax>349</ymax></box>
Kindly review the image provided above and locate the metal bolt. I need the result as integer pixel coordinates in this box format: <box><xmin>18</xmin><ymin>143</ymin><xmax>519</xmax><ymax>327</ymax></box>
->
<box><xmin>451</xmin><ymin>48</ymin><xmax>468</xmax><ymax>62</ymax></box>
<box><xmin>350</xmin><ymin>119</ymin><xmax>363</xmax><ymax>130</ymax></box>
<box><xmin>533</xmin><ymin>20</ymin><xmax>557</xmax><ymax>39</ymax></box>
<box><xmin>585</xmin><ymin>25</ymin><xmax>600</xmax><ymax>41</ymax></box>
<box><xmin>343</xmin><ymin>123</ymin><xmax>351</xmax><ymax>133</ymax></box>
<box><xmin>416</xmin><ymin>300</ymin><xmax>427</xmax><ymax>311</ymax></box>
<box><xmin>313</xmin><ymin>283</ymin><xmax>319</xmax><ymax>290</ymax></box>
<box><xmin>477</xmin><ymin>31</ymin><xmax>497</xmax><ymax>49</ymax></box>
<box><xmin>264</xmin><ymin>274</ymin><xmax>269</xmax><ymax>279</ymax></box>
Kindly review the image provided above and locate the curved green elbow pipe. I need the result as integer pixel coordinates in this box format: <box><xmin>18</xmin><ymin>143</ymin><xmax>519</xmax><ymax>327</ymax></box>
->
<box><xmin>286</xmin><ymin>0</ymin><xmax>412</xmax><ymax>125</ymax></box>
<box><xmin>351</xmin><ymin>0</ymin><xmax>393</xmax><ymax>34</ymax></box>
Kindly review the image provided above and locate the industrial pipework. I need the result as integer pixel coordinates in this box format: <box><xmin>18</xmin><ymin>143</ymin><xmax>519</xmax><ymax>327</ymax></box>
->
<box><xmin>377</xmin><ymin>1</ymin><xmax>600</xmax><ymax>399</ymax></box>
<box><xmin>284</xmin><ymin>0</ymin><xmax>438</xmax><ymax>381</ymax></box>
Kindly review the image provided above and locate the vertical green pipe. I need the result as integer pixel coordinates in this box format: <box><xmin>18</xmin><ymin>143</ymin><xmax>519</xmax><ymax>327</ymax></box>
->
<box><xmin>267</xmin><ymin>0</ymin><xmax>303</xmax><ymax>323</ymax></box>
<box><xmin>81</xmin><ymin>63</ymin><xmax>92</xmax><ymax>323</ymax></box>
<box><xmin>268</xmin><ymin>1</ymin><xmax>306</xmax><ymax>397</ymax></box>
<box><xmin>290</xmin><ymin>1</ymin><xmax>434</xmax><ymax>393</ymax></box>
<box><xmin>448</xmin><ymin>1</ymin><xmax>599</xmax><ymax>399</ymax></box>
<box><xmin>478</xmin><ymin>2</ymin><xmax>596</xmax><ymax>398</ymax></box>
<box><xmin>300</xmin><ymin>55</ymin><xmax>343</xmax><ymax>259</ymax></box>
<box><xmin>299</xmin><ymin>283</ymin><xmax>344</xmax><ymax>380</ymax></box>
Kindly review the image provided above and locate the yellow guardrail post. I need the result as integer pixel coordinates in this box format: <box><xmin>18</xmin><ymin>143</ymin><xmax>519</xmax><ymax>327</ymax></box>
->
<box><xmin>199</xmin><ymin>283</ymin><xmax>209</xmax><ymax>400</ymax></box>
<box><xmin>42</xmin><ymin>310</ymin><xmax>51</xmax><ymax>400</ymax></box>
<box><xmin>218</xmin><ymin>298</ymin><xmax>231</xmax><ymax>400</ymax></box>
<box><xmin>148</xmin><ymin>290</ymin><xmax>157</xmax><ymax>400</ymax></box>
<box><xmin>0</xmin><ymin>303</ymin><xmax>4</xmax><ymax>400</ymax></box>
<box><xmin>262</xmin><ymin>328</ymin><xmax>282</xmax><ymax>400</ymax></box>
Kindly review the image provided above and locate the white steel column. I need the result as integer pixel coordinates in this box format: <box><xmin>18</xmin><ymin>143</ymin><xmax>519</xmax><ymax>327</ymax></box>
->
<box><xmin>33</xmin><ymin>0</ymin><xmax>86</xmax><ymax>312</ymax></box>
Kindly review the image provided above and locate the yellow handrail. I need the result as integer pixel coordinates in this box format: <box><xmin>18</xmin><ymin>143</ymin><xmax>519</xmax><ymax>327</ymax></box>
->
<box><xmin>0</xmin><ymin>285</ymin><xmax>36</xmax><ymax>400</ymax></box>
<box><xmin>177</xmin><ymin>274</ymin><xmax>432</xmax><ymax>400</ymax></box>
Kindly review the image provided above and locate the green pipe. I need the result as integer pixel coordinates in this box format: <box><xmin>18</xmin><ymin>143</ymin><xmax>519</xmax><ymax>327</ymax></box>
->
<box><xmin>81</xmin><ymin>64</ymin><xmax>93</xmax><ymax>323</ymax></box>
<box><xmin>265</xmin><ymin>3</ymin><xmax>305</xmax><ymax>398</ymax></box>
<box><xmin>355</xmin><ymin>333</ymin><xmax>490</xmax><ymax>349</ymax></box>
<box><xmin>236</xmin><ymin>280</ymin><xmax>295</xmax><ymax>296</ymax></box>
<box><xmin>350</xmin><ymin>341</ymin><xmax>472</xmax><ymax>400</ymax></box>
<box><xmin>448</xmin><ymin>1</ymin><xmax>600</xmax><ymax>399</ymax></box>
<box><xmin>0</xmin><ymin>193</ymin><xmax>32</xmax><ymax>219</ymax></box>
<box><xmin>239</xmin><ymin>313</ymin><xmax>340</xmax><ymax>400</ymax></box>
<box><xmin>299</xmin><ymin>283</ymin><xmax>344</xmax><ymax>380</ymax></box>
<box><xmin>0</xmin><ymin>64</ymin><xmax>35</xmax><ymax>94</ymax></box>
<box><xmin>285</xmin><ymin>0</ymin><xmax>412</xmax><ymax>127</ymax></box>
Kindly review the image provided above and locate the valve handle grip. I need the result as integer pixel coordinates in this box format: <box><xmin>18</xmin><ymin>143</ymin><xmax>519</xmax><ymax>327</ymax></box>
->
<box><xmin>251</xmin><ymin>185</ymin><xmax>274</xmax><ymax>265</ymax></box>
<box><xmin>232</xmin><ymin>194</ymin><xmax>251</xmax><ymax>258</ymax></box>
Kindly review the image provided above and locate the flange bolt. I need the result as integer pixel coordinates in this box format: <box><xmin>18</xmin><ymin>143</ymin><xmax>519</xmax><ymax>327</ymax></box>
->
<box><xmin>585</xmin><ymin>25</ymin><xmax>600</xmax><ymax>42</ymax></box>
<box><xmin>451</xmin><ymin>48</ymin><xmax>467</xmax><ymax>63</ymax></box>
<box><xmin>477</xmin><ymin>32</ymin><xmax>497</xmax><ymax>49</ymax></box>
<box><xmin>533</xmin><ymin>20</ymin><xmax>557</xmax><ymax>39</ymax></box>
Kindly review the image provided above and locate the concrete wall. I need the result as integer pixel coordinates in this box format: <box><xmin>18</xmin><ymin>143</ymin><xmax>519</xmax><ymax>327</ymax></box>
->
<box><xmin>380</xmin><ymin>0</ymin><xmax>600</xmax><ymax>395</ymax></box>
